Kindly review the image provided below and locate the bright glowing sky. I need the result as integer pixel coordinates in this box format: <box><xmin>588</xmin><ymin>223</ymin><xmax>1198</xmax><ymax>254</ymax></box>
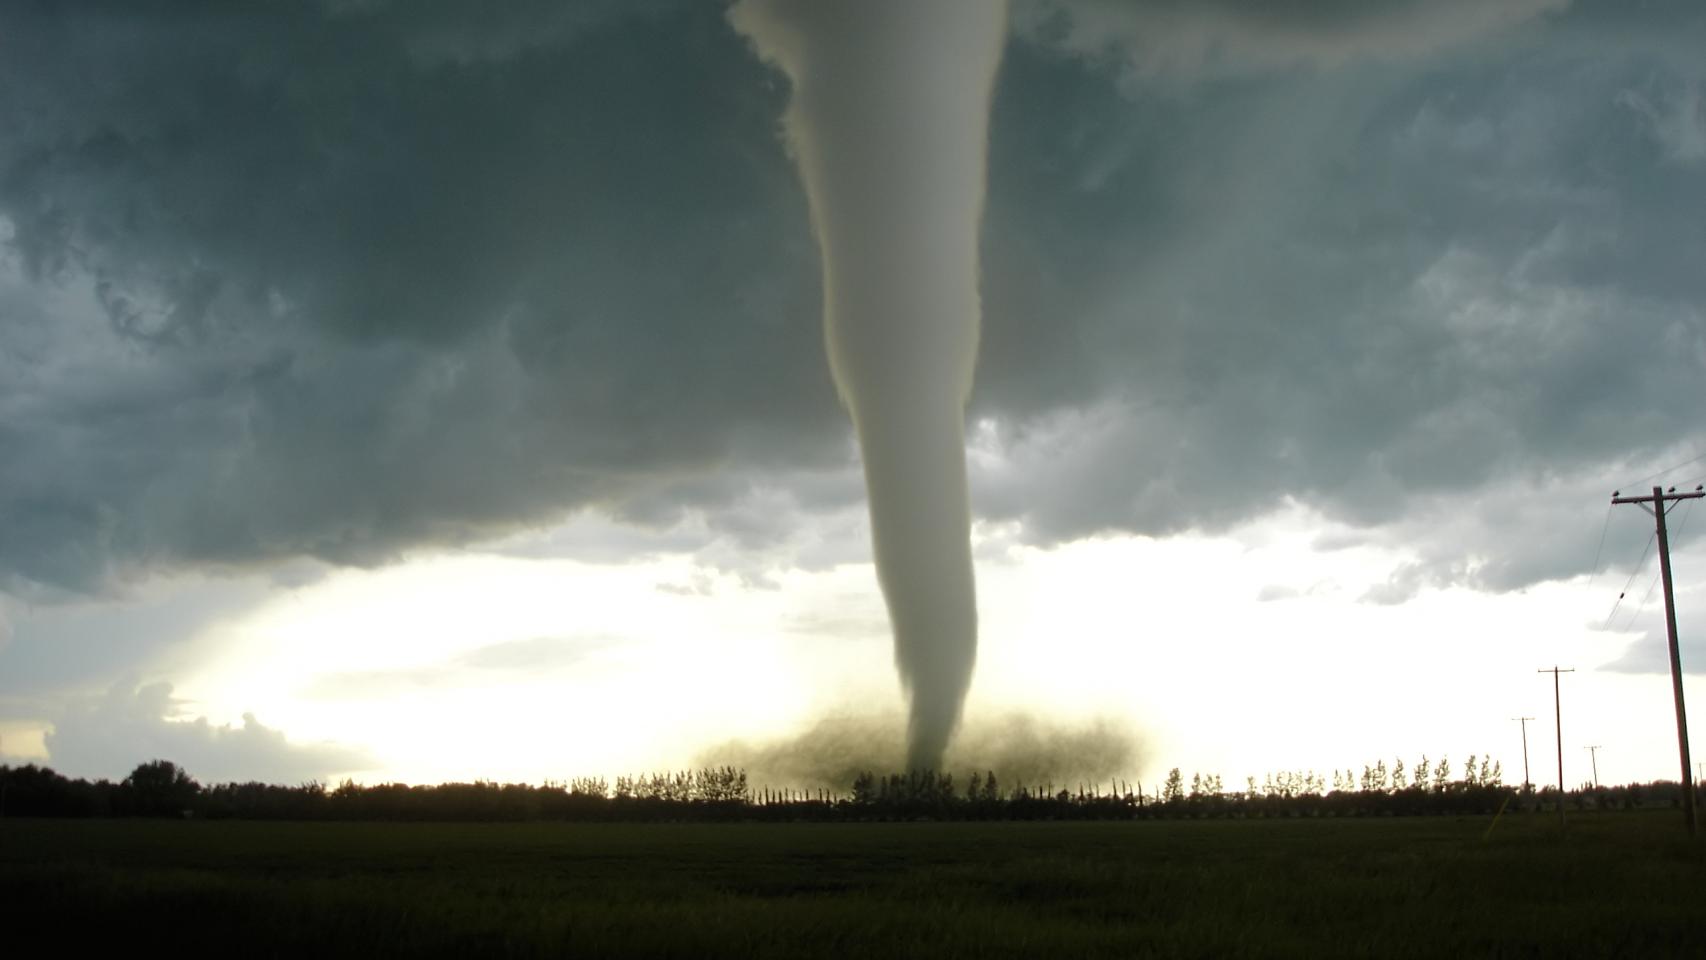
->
<box><xmin>2</xmin><ymin>0</ymin><xmax>1705</xmax><ymax>791</ymax></box>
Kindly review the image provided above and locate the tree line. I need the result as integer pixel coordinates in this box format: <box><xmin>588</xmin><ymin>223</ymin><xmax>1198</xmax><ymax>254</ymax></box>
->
<box><xmin>0</xmin><ymin>757</ymin><xmax>1695</xmax><ymax>822</ymax></box>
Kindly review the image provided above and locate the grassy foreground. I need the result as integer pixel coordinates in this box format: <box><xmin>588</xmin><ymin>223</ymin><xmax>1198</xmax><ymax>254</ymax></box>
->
<box><xmin>3</xmin><ymin>811</ymin><xmax>1702</xmax><ymax>958</ymax></box>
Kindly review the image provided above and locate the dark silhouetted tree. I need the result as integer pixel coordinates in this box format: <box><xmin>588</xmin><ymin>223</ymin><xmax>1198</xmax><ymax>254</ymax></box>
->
<box><xmin>1162</xmin><ymin>768</ymin><xmax>1184</xmax><ymax>803</ymax></box>
<box><xmin>851</xmin><ymin>771</ymin><xmax>877</xmax><ymax>804</ymax></box>
<box><xmin>123</xmin><ymin>760</ymin><xmax>199</xmax><ymax>817</ymax></box>
<box><xmin>568</xmin><ymin>777</ymin><xmax>608</xmax><ymax>799</ymax></box>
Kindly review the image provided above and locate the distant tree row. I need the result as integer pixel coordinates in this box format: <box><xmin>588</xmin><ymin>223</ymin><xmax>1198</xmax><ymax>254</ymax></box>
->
<box><xmin>1</xmin><ymin>758</ymin><xmax>1695</xmax><ymax>822</ymax></box>
<box><xmin>0</xmin><ymin>762</ymin><xmax>759</xmax><ymax>822</ymax></box>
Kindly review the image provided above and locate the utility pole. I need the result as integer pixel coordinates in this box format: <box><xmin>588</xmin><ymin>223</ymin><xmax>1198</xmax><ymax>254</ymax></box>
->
<box><xmin>1538</xmin><ymin>666</ymin><xmax>1575</xmax><ymax>825</ymax></box>
<box><xmin>1612</xmin><ymin>484</ymin><xmax>1703</xmax><ymax>837</ymax></box>
<box><xmin>1513</xmin><ymin>716</ymin><xmax>1536</xmax><ymax>793</ymax></box>
<box><xmin>1586</xmin><ymin>745</ymin><xmax>1602</xmax><ymax>789</ymax></box>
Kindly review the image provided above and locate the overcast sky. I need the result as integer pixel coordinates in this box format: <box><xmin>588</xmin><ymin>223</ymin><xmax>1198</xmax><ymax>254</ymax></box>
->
<box><xmin>2</xmin><ymin>0</ymin><xmax>1704</xmax><ymax>790</ymax></box>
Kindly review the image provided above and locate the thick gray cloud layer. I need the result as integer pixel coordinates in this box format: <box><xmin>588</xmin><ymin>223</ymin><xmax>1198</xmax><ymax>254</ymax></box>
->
<box><xmin>0</xmin><ymin>0</ymin><xmax>839</xmax><ymax>595</ymax></box>
<box><xmin>1013</xmin><ymin>0</ymin><xmax>1569</xmax><ymax>80</ymax></box>
<box><xmin>2</xmin><ymin>0</ymin><xmax>1703</xmax><ymax>602</ymax></box>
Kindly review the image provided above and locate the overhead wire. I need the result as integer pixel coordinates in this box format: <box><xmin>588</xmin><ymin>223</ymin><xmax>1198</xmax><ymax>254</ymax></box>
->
<box><xmin>1622</xmin><ymin>450</ymin><xmax>1706</xmax><ymax>490</ymax></box>
<box><xmin>1621</xmin><ymin>571</ymin><xmax>1663</xmax><ymax>635</ymax></box>
<box><xmin>1585</xmin><ymin>500</ymin><xmax>1614</xmax><ymax>588</ymax></box>
<box><xmin>1596</xmin><ymin>458</ymin><xmax>1704</xmax><ymax>634</ymax></box>
<box><xmin>1616</xmin><ymin>499</ymin><xmax>1696</xmax><ymax>635</ymax></box>
<box><xmin>1602</xmin><ymin>529</ymin><xmax>1655</xmax><ymax>630</ymax></box>
<box><xmin>1674</xmin><ymin>472</ymin><xmax>1706</xmax><ymax>493</ymax></box>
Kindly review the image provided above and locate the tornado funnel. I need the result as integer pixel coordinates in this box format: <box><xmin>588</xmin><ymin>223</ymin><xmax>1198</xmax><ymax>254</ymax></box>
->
<box><xmin>732</xmin><ymin>0</ymin><xmax>1006</xmax><ymax>771</ymax></box>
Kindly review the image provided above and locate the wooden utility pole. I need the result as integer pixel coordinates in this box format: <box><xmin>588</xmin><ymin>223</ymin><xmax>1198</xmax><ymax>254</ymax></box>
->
<box><xmin>1585</xmin><ymin>745</ymin><xmax>1602</xmax><ymax>789</ymax></box>
<box><xmin>1612</xmin><ymin>484</ymin><xmax>1703</xmax><ymax>837</ymax></box>
<box><xmin>1538</xmin><ymin>666</ymin><xmax>1575</xmax><ymax>825</ymax></box>
<box><xmin>1513</xmin><ymin>716</ymin><xmax>1536</xmax><ymax>793</ymax></box>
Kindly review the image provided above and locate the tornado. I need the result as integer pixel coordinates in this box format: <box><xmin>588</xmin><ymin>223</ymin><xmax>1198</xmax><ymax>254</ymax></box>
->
<box><xmin>731</xmin><ymin>0</ymin><xmax>1006</xmax><ymax>772</ymax></box>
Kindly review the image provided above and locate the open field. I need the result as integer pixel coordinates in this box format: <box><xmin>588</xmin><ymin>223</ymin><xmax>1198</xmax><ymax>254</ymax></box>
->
<box><xmin>4</xmin><ymin>811</ymin><xmax>1703</xmax><ymax>958</ymax></box>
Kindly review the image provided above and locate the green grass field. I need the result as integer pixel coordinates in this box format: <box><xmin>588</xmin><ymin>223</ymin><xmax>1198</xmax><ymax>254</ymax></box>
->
<box><xmin>4</xmin><ymin>811</ymin><xmax>1702</xmax><ymax>958</ymax></box>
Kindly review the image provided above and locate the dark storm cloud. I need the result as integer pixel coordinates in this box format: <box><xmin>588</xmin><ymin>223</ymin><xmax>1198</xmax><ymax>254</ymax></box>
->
<box><xmin>1</xmin><ymin>0</ymin><xmax>1702</xmax><ymax>600</ymax></box>
<box><xmin>1012</xmin><ymin>0</ymin><xmax>1568</xmax><ymax>80</ymax></box>
<box><xmin>0</xmin><ymin>0</ymin><xmax>841</xmax><ymax>596</ymax></box>
<box><xmin>972</xmin><ymin>0</ymin><xmax>1706</xmax><ymax>588</ymax></box>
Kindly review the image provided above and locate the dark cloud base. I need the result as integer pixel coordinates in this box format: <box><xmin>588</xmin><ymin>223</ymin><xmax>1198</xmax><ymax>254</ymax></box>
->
<box><xmin>0</xmin><ymin>0</ymin><xmax>1702</xmax><ymax>599</ymax></box>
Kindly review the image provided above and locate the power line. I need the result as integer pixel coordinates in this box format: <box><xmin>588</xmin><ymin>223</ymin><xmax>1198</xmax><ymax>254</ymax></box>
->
<box><xmin>1675</xmin><ymin>498</ymin><xmax>1698</xmax><ymax>539</ymax></box>
<box><xmin>1622</xmin><ymin>569</ymin><xmax>1663</xmax><ymax>634</ymax></box>
<box><xmin>1620</xmin><ymin>501</ymin><xmax>1699</xmax><ymax>635</ymax></box>
<box><xmin>1586</xmin><ymin>501</ymin><xmax>1615</xmax><ymax>586</ymax></box>
<box><xmin>1603</xmin><ymin>531</ymin><xmax>1657</xmax><ymax>630</ymax></box>
<box><xmin>1676</xmin><ymin>472</ymin><xmax>1706</xmax><ymax>491</ymax></box>
<box><xmin>1624</xmin><ymin>451</ymin><xmax>1706</xmax><ymax>489</ymax></box>
<box><xmin>1610</xmin><ymin>484</ymin><xmax>1703</xmax><ymax>837</ymax></box>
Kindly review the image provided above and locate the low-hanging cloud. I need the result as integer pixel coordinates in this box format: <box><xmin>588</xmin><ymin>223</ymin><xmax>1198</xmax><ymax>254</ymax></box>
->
<box><xmin>43</xmin><ymin>677</ymin><xmax>375</xmax><ymax>783</ymax></box>
<box><xmin>1013</xmin><ymin>0</ymin><xmax>1568</xmax><ymax>81</ymax></box>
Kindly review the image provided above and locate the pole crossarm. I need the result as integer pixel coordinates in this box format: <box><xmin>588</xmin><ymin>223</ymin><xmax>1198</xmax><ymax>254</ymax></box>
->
<box><xmin>1611</xmin><ymin>484</ymin><xmax>1700</xmax><ymax>837</ymax></box>
<box><xmin>1611</xmin><ymin>488</ymin><xmax>1704</xmax><ymax>506</ymax></box>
